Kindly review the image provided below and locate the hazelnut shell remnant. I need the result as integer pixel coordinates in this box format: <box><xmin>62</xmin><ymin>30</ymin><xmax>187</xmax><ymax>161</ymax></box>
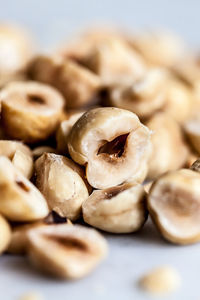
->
<box><xmin>148</xmin><ymin>169</ymin><xmax>200</xmax><ymax>244</ymax></box>
<box><xmin>68</xmin><ymin>107</ymin><xmax>152</xmax><ymax>189</ymax></box>
<box><xmin>82</xmin><ymin>183</ymin><xmax>147</xmax><ymax>233</ymax></box>
<box><xmin>0</xmin><ymin>81</ymin><xmax>64</xmax><ymax>143</ymax></box>
<box><xmin>35</xmin><ymin>153</ymin><xmax>89</xmax><ymax>221</ymax></box>
<box><xmin>27</xmin><ymin>224</ymin><xmax>108</xmax><ymax>279</ymax></box>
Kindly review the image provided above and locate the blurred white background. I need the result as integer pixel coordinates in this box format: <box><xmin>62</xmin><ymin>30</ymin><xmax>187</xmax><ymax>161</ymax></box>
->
<box><xmin>0</xmin><ymin>0</ymin><xmax>199</xmax><ymax>49</ymax></box>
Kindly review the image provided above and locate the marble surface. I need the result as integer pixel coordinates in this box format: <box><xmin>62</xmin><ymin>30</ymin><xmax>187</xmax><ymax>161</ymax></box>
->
<box><xmin>0</xmin><ymin>0</ymin><xmax>200</xmax><ymax>299</ymax></box>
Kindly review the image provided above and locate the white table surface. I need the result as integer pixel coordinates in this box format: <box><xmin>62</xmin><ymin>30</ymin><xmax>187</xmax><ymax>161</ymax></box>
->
<box><xmin>0</xmin><ymin>1</ymin><xmax>200</xmax><ymax>299</ymax></box>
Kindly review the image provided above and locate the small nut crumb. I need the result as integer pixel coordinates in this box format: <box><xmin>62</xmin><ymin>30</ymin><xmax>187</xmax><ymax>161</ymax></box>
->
<box><xmin>139</xmin><ymin>265</ymin><xmax>181</xmax><ymax>295</ymax></box>
<box><xmin>18</xmin><ymin>292</ymin><xmax>43</xmax><ymax>300</ymax></box>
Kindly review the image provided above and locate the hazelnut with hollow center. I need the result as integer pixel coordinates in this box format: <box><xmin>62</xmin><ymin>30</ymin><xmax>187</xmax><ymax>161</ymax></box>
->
<box><xmin>27</xmin><ymin>224</ymin><xmax>108</xmax><ymax>279</ymax></box>
<box><xmin>68</xmin><ymin>107</ymin><xmax>152</xmax><ymax>189</ymax></box>
<box><xmin>82</xmin><ymin>183</ymin><xmax>147</xmax><ymax>233</ymax></box>
<box><xmin>148</xmin><ymin>169</ymin><xmax>200</xmax><ymax>244</ymax></box>
<box><xmin>0</xmin><ymin>81</ymin><xmax>64</xmax><ymax>143</ymax></box>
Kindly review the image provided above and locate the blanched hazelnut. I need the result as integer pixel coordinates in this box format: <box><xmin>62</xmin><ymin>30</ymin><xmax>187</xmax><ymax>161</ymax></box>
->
<box><xmin>0</xmin><ymin>140</ymin><xmax>33</xmax><ymax>178</ymax></box>
<box><xmin>163</xmin><ymin>73</ymin><xmax>193</xmax><ymax>123</ymax></box>
<box><xmin>35</xmin><ymin>153</ymin><xmax>89</xmax><ymax>220</ymax></box>
<box><xmin>82</xmin><ymin>183</ymin><xmax>147</xmax><ymax>233</ymax></box>
<box><xmin>82</xmin><ymin>36</ymin><xmax>146</xmax><ymax>85</ymax></box>
<box><xmin>130</xmin><ymin>31</ymin><xmax>185</xmax><ymax>67</ymax></box>
<box><xmin>56</xmin><ymin>111</ymin><xmax>84</xmax><ymax>154</ymax></box>
<box><xmin>8</xmin><ymin>222</ymin><xmax>45</xmax><ymax>255</ymax></box>
<box><xmin>27</xmin><ymin>224</ymin><xmax>108</xmax><ymax>279</ymax></box>
<box><xmin>0</xmin><ymin>156</ymin><xmax>49</xmax><ymax>222</ymax></box>
<box><xmin>0</xmin><ymin>24</ymin><xmax>33</xmax><ymax>77</ymax></box>
<box><xmin>0</xmin><ymin>214</ymin><xmax>11</xmax><ymax>254</ymax></box>
<box><xmin>29</xmin><ymin>55</ymin><xmax>101</xmax><ymax>109</ymax></box>
<box><xmin>107</xmin><ymin>68</ymin><xmax>166</xmax><ymax>119</ymax></box>
<box><xmin>146</xmin><ymin>113</ymin><xmax>189</xmax><ymax>179</ymax></box>
<box><xmin>139</xmin><ymin>265</ymin><xmax>181</xmax><ymax>295</ymax></box>
<box><xmin>148</xmin><ymin>169</ymin><xmax>200</xmax><ymax>244</ymax></box>
<box><xmin>184</xmin><ymin>117</ymin><xmax>200</xmax><ymax>155</ymax></box>
<box><xmin>0</xmin><ymin>81</ymin><xmax>64</xmax><ymax>143</ymax></box>
<box><xmin>68</xmin><ymin>107</ymin><xmax>152</xmax><ymax>189</ymax></box>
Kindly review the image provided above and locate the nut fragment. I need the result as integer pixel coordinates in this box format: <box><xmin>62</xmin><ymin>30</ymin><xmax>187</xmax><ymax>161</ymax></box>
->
<box><xmin>148</xmin><ymin>169</ymin><xmax>200</xmax><ymax>244</ymax></box>
<box><xmin>146</xmin><ymin>113</ymin><xmax>189</xmax><ymax>179</ymax></box>
<box><xmin>56</xmin><ymin>111</ymin><xmax>84</xmax><ymax>154</ymax></box>
<box><xmin>0</xmin><ymin>214</ymin><xmax>11</xmax><ymax>254</ymax></box>
<box><xmin>0</xmin><ymin>140</ymin><xmax>33</xmax><ymax>178</ymax></box>
<box><xmin>68</xmin><ymin>107</ymin><xmax>152</xmax><ymax>189</ymax></box>
<box><xmin>0</xmin><ymin>156</ymin><xmax>49</xmax><ymax>222</ymax></box>
<box><xmin>139</xmin><ymin>265</ymin><xmax>181</xmax><ymax>295</ymax></box>
<box><xmin>18</xmin><ymin>292</ymin><xmax>43</xmax><ymax>300</ymax></box>
<box><xmin>82</xmin><ymin>36</ymin><xmax>146</xmax><ymax>85</ymax></box>
<box><xmin>0</xmin><ymin>81</ymin><xmax>64</xmax><ymax>143</ymax></box>
<box><xmin>27</xmin><ymin>224</ymin><xmax>108</xmax><ymax>279</ymax></box>
<box><xmin>82</xmin><ymin>183</ymin><xmax>147</xmax><ymax>233</ymax></box>
<box><xmin>107</xmin><ymin>68</ymin><xmax>166</xmax><ymax>119</ymax></box>
<box><xmin>35</xmin><ymin>153</ymin><xmax>89</xmax><ymax>220</ymax></box>
<box><xmin>131</xmin><ymin>31</ymin><xmax>185</xmax><ymax>67</ymax></box>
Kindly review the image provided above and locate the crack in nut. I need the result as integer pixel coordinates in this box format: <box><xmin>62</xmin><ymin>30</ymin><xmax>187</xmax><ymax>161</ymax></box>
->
<box><xmin>15</xmin><ymin>179</ymin><xmax>30</xmax><ymax>192</ymax></box>
<box><xmin>97</xmin><ymin>133</ymin><xmax>129</xmax><ymax>159</ymax></box>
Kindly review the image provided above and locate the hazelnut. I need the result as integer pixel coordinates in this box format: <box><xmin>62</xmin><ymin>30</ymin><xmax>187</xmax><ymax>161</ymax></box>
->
<box><xmin>8</xmin><ymin>222</ymin><xmax>45</xmax><ymax>255</ymax></box>
<box><xmin>35</xmin><ymin>153</ymin><xmax>89</xmax><ymax>220</ymax></box>
<box><xmin>148</xmin><ymin>169</ymin><xmax>200</xmax><ymax>244</ymax></box>
<box><xmin>56</xmin><ymin>111</ymin><xmax>84</xmax><ymax>154</ymax></box>
<box><xmin>139</xmin><ymin>265</ymin><xmax>181</xmax><ymax>295</ymax></box>
<box><xmin>27</xmin><ymin>224</ymin><xmax>108</xmax><ymax>279</ymax></box>
<box><xmin>0</xmin><ymin>214</ymin><xmax>11</xmax><ymax>255</ymax></box>
<box><xmin>0</xmin><ymin>81</ymin><xmax>64</xmax><ymax>143</ymax></box>
<box><xmin>0</xmin><ymin>140</ymin><xmax>33</xmax><ymax>178</ymax></box>
<box><xmin>29</xmin><ymin>55</ymin><xmax>101</xmax><ymax>109</ymax></box>
<box><xmin>130</xmin><ymin>31</ymin><xmax>185</xmax><ymax>67</ymax></box>
<box><xmin>82</xmin><ymin>183</ymin><xmax>147</xmax><ymax>233</ymax></box>
<box><xmin>107</xmin><ymin>68</ymin><xmax>166</xmax><ymax>119</ymax></box>
<box><xmin>68</xmin><ymin>107</ymin><xmax>152</xmax><ymax>189</ymax></box>
<box><xmin>0</xmin><ymin>156</ymin><xmax>49</xmax><ymax>222</ymax></box>
<box><xmin>163</xmin><ymin>73</ymin><xmax>193</xmax><ymax>123</ymax></box>
<box><xmin>146</xmin><ymin>113</ymin><xmax>189</xmax><ymax>179</ymax></box>
<box><xmin>0</xmin><ymin>24</ymin><xmax>33</xmax><ymax>77</ymax></box>
<box><xmin>82</xmin><ymin>35</ymin><xmax>146</xmax><ymax>85</ymax></box>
